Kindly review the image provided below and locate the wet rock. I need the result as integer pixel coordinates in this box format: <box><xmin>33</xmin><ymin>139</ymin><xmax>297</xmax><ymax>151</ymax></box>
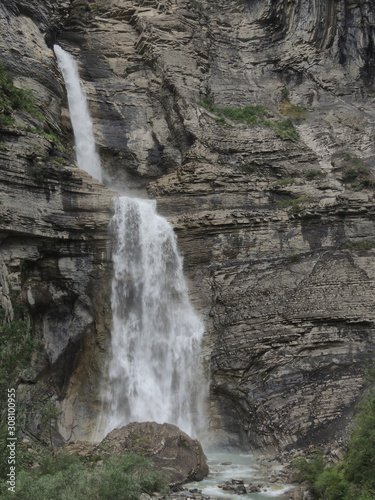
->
<box><xmin>247</xmin><ymin>484</ymin><xmax>261</xmax><ymax>493</ymax></box>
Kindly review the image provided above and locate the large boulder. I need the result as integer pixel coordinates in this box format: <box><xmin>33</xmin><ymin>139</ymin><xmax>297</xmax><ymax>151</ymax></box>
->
<box><xmin>98</xmin><ymin>422</ymin><xmax>209</xmax><ymax>488</ymax></box>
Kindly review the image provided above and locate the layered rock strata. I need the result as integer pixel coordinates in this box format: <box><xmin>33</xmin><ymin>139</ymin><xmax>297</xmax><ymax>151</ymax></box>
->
<box><xmin>0</xmin><ymin>0</ymin><xmax>115</xmax><ymax>441</ymax></box>
<box><xmin>1</xmin><ymin>0</ymin><xmax>375</xmax><ymax>452</ymax></box>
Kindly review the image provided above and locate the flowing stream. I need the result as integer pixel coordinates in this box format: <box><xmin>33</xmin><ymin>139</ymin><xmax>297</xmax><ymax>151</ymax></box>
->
<box><xmin>54</xmin><ymin>45</ymin><xmax>206</xmax><ymax>439</ymax></box>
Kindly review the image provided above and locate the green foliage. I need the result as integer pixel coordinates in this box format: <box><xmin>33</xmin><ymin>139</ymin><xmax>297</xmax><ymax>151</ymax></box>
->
<box><xmin>344</xmin><ymin>396</ymin><xmax>375</xmax><ymax>492</ymax></box>
<box><xmin>293</xmin><ymin>453</ymin><xmax>326</xmax><ymax>485</ymax></box>
<box><xmin>0</xmin><ymin>300</ymin><xmax>39</xmax><ymax>474</ymax></box>
<box><xmin>0</xmin><ymin>422</ymin><xmax>10</xmax><ymax>478</ymax></box>
<box><xmin>342</xmin><ymin>154</ymin><xmax>375</xmax><ymax>190</ymax></box>
<box><xmin>219</xmin><ymin>105</ymin><xmax>268</xmax><ymax>125</ymax></box>
<box><xmin>269</xmin><ymin>118</ymin><xmax>299</xmax><ymax>140</ymax></box>
<box><xmin>273</xmin><ymin>177</ymin><xmax>297</xmax><ymax>186</ymax></box>
<box><xmin>40</xmin><ymin>400</ymin><xmax>62</xmax><ymax>448</ymax></box>
<box><xmin>0</xmin><ymin>314</ymin><xmax>39</xmax><ymax>403</ymax></box>
<box><xmin>278</xmin><ymin>196</ymin><xmax>310</xmax><ymax>213</ymax></box>
<box><xmin>305</xmin><ymin>169</ymin><xmax>326</xmax><ymax>180</ymax></box>
<box><xmin>281</xmin><ymin>87</ymin><xmax>290</xmax><ymax>101</ymax></box>
<box><xmin>0</xmin><ymin>114</ymin><xmax>14</xmax><ymax>127</ymax></box>
<box><xmin>293</xmin><ymin>367</ymin><xmax>375</xmax><ymax>500</ymax></box>
<box><xmin>314</xmin><ymin>467</ymin><xmax>349</xmax><ymax>500</ymax></box>
<box><xmin>200</xmin><ymin>96</ymin><xmax>299</xmax><ymax>140</ymax></box>
<box><xmin>0</xmin><ymin>62</ymin><xmax>41</xmax><ymax>126</ymax></box>
<box><xmin>345</xmin><ymin>240</ymin><xmax>375</xmax><ymax>251</ymax></box>
<box><xmin>0</xmin><ymin>449</ymin><xmax>170</xmax><ymax>500</ymax></box>
<box><xmin>32</xmin><ymin>128</ymin><xmax>66</xmax><ymax>152</ymax></box>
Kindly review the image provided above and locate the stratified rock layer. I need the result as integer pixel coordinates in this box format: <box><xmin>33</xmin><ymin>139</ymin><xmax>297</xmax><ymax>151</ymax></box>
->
<box><xmin>1</xmin><ymin>0</ymin><xmax>375</xmax><ymax>452</ymax></box>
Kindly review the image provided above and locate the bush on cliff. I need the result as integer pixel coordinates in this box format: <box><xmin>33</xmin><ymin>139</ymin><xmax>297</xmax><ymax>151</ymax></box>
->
<box><xmin>0</xmin><ymin>62</ymin><xmax>42</xmax><ymax>126</ymax></box>
<box><xmin>294</xmin><ymin>376</ymin><xmax>375</xmax><ymax>499</ymax></box>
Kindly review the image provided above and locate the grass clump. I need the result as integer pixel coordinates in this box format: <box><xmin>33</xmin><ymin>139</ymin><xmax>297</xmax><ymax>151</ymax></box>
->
<box><xmin>345</xmin><ymin>241</ymin><xmax>375</xmax><ymax>252</ymax></box>
<box><xmin>278</xmin><ymin>196</ymin><xmax>310</xmax><ymax>213</ymax></box>
<box><xmin>201</xmin><ymin>97</ymin><xmax>267</xmax><ymax>125</ymax></box>
<box><xmin>0</xmin><ymin>449</ymin><xmax>169</xmax><ymax>500</ymax></box>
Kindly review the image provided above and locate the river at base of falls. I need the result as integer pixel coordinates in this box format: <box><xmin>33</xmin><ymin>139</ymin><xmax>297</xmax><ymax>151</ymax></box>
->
<box><xmin>186</xmin><ymin>452</ymin><xmax>292</xmax><ymax>499</ymax></box>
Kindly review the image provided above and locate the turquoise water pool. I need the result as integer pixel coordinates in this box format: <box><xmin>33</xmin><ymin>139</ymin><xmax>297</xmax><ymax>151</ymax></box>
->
<box><xmin>186</xmin><ymin>452</ymin><xmax>292</xmax><ymax>499</ymax></box>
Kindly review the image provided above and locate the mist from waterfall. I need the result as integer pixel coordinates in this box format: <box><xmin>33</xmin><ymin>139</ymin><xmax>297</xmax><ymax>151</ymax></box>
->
<box><xmin>54</xmin><ymin>45</ymin><xmax>102</xmax><ymax>182</ymax></box>
<box><xmin>54</xmin><ymin>45</ymin><xmax>206</xmax><ymax>440</ymax></box>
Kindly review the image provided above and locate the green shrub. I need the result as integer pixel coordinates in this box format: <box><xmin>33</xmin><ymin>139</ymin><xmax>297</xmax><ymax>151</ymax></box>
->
<box><xmin>293</xmin><ymin>368</ymin><xmax>375</xmax><ymax>500</ymax></box>
<box><xmin>273</xmin><ymin>177</ymin><xmax>296</xmax><ymax>186</ymax></box>
<box><xmin>278</xmin><ymin>196</ymin><xmax>310</xmax><ymax>213</ymax></box>
<box><xmin>305</xmin><ymin>169</ymin><xmax>326</xmax><ymax>180</ymax></box>
<box><xmin>0</xmin><ymin>315</ymin><xmax>39</xmax><ymax>404</ymax></box>
<box><xmin>0</xmin><ymin>62</ymin><xmax>41</xmax><ymax>124</ymax></box>
<box><xmin>314</xmin><ymin>468</ymin><xmax>348</xmax><ymax>500</ymax></box>
<box><xmin>269</xmin><ymin>118</ymin><xmax>299</xmax><ymax>140</ymax></box>
<box><xmin>293</xmin><ymin>452</ymin><xmax>326</xmax><ymax>485</ymax></box>
<box><xmin>200</xmin><ymin>97</ymin><xmax>299</xmax><ymax>139</ymax></box>
<box><xmin>279</xmin><ymin>100</ymin><xmax>308</xmax><ymax>122</ymax></box>
<box><xmin>342</xmin><ymin>155</ymin><xmax>375</xmax><ymax>190</ymax></box>
<box><xmin>0</xmin><ymin>450</ymin><xmax>169</xmax><ymax>500</ymax></box>
<box><xmin>344</xmin><ymin>396</ymin><xmax>375</xmax><ymax>492</ymax></box>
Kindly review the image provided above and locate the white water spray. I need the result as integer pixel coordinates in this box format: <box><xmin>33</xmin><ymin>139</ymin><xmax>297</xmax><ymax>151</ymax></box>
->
<box><xmin>101</xmin><ymin>197</ymin><xmax>205</xmax><ymax>437</ymax></box>
<box><xmin>54</xmin><ymin>45</ymin><xmax>102</xmax><ymax>182</ymax></box>
<box><xmin>54</xmin><ymin>45</ymin><xmax>206</xmax><ymax>439</ymax></box>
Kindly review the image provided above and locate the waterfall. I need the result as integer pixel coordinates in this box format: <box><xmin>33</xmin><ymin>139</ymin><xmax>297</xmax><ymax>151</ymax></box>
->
<box><xmin>54</xmin><ymin>45</ymin><xmax>102</xmax><ymax>182</ymax></box>
<box><xmin>102</xmin><ymin>197</ymin><xmax>205</xmax><ymax>438</ymax></box>
<box><xmin>54</xmin><ymin>45</ymin><xmax>206</xmax><ymax>439</ymax></box>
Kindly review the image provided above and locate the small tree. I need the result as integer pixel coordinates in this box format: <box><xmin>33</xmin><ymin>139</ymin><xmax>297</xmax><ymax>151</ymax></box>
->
<box><xmin>40</xmin><ymin>399</ymin><xmax>62</xmax><ymax>449</ymax></box>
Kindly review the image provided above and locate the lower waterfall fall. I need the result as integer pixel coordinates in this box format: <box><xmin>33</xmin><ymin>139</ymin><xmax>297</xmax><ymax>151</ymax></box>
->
<box><xmin>98</xmin><ymin>197</ymin><xmax>205</xmax><ymax>439</ymax></box>
<box><xmin>54</xmin><ymin>45</ymin><xmax>206</xmax><ymax>440</ymax></box>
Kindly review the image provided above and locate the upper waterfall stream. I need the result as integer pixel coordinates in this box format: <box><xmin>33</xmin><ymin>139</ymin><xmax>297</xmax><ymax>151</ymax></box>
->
<box><xmin>54</xmin><ymin>45</ymin><xmax>102</xmax><ymax>182</ymax></box>
<box><xmin>54</xmin><ymin>45</ymin><xmax>206</xmax><ymax>440</ymax></box>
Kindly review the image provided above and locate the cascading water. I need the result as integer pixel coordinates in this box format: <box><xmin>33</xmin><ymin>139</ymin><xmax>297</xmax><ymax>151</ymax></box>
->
<box><xmin>101</xmin><ymin>197</ymin><xmax>205</xmax><ymax>438</ymax></box>
<box><xmin>54</xmin><ymin>45</ymin><xmax>102</xmax><ymax>182</ymax></box>
<box><xmin>54</xmin><ymin>45</ymin><xmax>206</xmax><ymax>440</ymax></box>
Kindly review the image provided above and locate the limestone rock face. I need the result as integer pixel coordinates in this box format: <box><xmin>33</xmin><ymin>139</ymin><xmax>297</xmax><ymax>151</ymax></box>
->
<box><xmin>0</xmin><ymin>0</ymin><xmax>115</xmax><ymax>441</ymax></box>
<box><xmin>98</xmin><ymin>422</ymin><xmax>209</xmax><ymax>488</ymax></box>
<box><xmin>2</xmin><ymin>0</ymin><xmax>375</xmax><ymax>453</ymax></box>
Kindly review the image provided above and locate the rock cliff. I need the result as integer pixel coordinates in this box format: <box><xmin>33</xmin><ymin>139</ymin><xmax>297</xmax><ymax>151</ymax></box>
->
<box><xmin>1</xmin><ymin>0</ymin><xmax>375</xmax><ymax>452</ymax></box>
